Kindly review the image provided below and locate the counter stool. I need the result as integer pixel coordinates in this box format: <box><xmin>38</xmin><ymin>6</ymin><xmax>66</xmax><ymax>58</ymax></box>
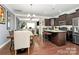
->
<box><xmin>43</xmin><ymin>32</ymin><xmax>52</xmax><ymax>42</ymax></box>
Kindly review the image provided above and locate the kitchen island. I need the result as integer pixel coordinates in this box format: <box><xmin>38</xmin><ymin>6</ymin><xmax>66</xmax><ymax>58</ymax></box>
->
<box><xmin>43</xmin><ymin>30</ymin><xmax>67</xmax><ymax>46</ymax></box>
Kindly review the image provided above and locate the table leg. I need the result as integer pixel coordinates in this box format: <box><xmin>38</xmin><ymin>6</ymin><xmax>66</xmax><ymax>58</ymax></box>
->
<box><xmin>10</xmin><ymin>39</ymin><xmax>14</xmax><ymax>51</ymax></box>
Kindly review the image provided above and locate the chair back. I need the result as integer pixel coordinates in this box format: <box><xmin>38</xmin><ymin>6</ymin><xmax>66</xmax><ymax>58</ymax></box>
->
<box><xmin>14</xmin><ymin>31</ymin><xmax>32</xmax><ymax>50</ymax></box>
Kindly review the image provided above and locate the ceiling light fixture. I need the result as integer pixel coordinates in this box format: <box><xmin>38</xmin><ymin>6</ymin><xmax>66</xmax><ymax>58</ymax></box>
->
<box><xmin>26</xmin><ymin>14</ymin><xmax>39</xmax><ymax>21</ymax></box>
<box><xmin>26</xmin><ymin>4</ymin><xmax>37</xmax><ymax>19</ymax></box>
<box><xmin>25</xmin><ymin>4</ymin><xmax>39</xmax><ymax>21</ymax></box>
<box><xmin>26</xmin><ymin>14</ymin><xmax>36</xmax><ymax>18</ymax></box>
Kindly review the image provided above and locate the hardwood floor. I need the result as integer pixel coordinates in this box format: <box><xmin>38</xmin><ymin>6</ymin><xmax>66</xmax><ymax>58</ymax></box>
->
<box><xmin>0</xmin><ymin>35</ymin><xmax>79</xmax><ymax>55</ymax></box>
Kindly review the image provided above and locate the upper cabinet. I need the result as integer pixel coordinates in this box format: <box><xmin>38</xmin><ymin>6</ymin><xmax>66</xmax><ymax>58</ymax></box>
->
<box><xmin>45</xmin><ymin>19</ymin><xmax>51</xmax><ymax>26</ymax></box>
<box><xmin>66</xmin><ymin>9</ymin><xmax>79</xmax><ymax>25</ymax></box>
<box><xmin>66</xmin><ymin>14</ymin><xmax>72</xmax><ymax>25</ymax></box>
<box><xmin>45</xmin><ymin>18</ymin><xmax>54</xmax><ymax>26</ymax></box>
<box><xmin>53</xmin><ymin>9</ymin><xmax>79</xmax><ymax>26</ymax></box>
<box><xmin>59</xmin><ymin>14</ymin><xmax>72</xmax><ymax>25</ymax></box>
<box><xmin>54</xmin><ymin>18</ymin><xmax>59</xmax><ymax>26</ymax></box>
<box><xmin>72</xmin><ymin>9</ymin><xmax>79</xmax><ymax>18</ymax></box>
<box><xmin>54</xmin><ymin>14</ymin><xmax>72</xmax><ymax>26</ymax></box>
<box><xmin>59</xmin><ymin>14</ymin><xmax>67</xmax><ymax>21</ymax></box>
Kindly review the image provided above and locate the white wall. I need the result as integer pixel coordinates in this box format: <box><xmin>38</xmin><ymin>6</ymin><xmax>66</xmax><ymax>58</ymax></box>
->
<box><xmin>16</xmin><ymin>17</ymin><xmax>20</xmax><ymax>30</ymax></box>
<box><xmin>39</xmin><ymin>18</ymin><xmax>45</xmax><ymax>35</ymax></box>
<box><xmin>0</xmin><ymin>24</ymin><xmax>9</xmax><ymax>46</ymax></box>
<box><xmin>10</xmin><ymin>14</ymin><xmax>16</xmax><ymax>30</ymax></box>
<box><xmin>0</xmin><ymin>6</ymin><xmax>16</xmax><ymax>48</ymax></box>
<box><xmin>7</xmin><ymin>11</ymin><xmax>16</xmax><ymax>30</ymax></box>
<box><xmin>0</xmin><ymin>8</ymin><xmax>9</xmax><ymax>47</ymax></box>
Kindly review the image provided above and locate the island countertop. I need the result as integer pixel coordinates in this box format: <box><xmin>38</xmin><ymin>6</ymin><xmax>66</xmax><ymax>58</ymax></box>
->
<box><xmin>44</xmin><ymin>30</ymin><xmax>66</xmax><ymax>32</ymax></box>
<box><xmin>43</xmin><ymin>29</ymin><xmax>66</xmax><ymax>46</ymax></box>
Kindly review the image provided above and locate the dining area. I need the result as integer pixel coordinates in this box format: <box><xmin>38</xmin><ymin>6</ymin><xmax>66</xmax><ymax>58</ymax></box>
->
<box><xmin>6</xmin><ymin>29</ymin><xmax>35</xmax><ymax>55</ymax></box>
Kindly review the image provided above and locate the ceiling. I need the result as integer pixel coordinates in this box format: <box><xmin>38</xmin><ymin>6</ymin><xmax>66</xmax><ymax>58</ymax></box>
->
<box><xmin>4</xmin><ymin>4</ymin><xmax>79</xmax><ymax>19</ymax></box>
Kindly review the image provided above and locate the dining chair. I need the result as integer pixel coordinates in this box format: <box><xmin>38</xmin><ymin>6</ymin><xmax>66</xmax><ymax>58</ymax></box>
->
<box><xmin>8</xmin><ymin>30</ymin><xmax>14</xmax><ymax>51</ymax></box>
<box><xmin>14</xmin><ymin>30</ymin><xmax>33</xmax><ymax>55</ymax></box>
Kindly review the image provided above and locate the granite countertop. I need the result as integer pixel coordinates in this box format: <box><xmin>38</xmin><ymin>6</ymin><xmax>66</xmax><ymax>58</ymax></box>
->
<box><xmin>44</xmin><ymin>30</ymin><xmax>66</xmax><ymax>32</ymax></box>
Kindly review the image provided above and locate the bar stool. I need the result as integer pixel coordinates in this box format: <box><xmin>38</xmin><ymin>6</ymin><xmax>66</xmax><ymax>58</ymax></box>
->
<box><xmin>43</xmin><ymin>32</ymin><xmax>52</xmax><ymax>42</ymax></box>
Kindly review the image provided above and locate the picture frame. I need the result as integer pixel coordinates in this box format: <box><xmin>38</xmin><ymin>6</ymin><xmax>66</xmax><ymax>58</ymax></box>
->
<box><xmin>0</xmin><ymin>5</ymin><xmax>5</xmax><ymax>24</ymax></box>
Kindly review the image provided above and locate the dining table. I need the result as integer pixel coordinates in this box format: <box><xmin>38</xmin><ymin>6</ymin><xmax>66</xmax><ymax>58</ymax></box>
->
<box><xmin>7</xmin><ymin>35</ymin><xmax>14</xmax><ymax>51</ymax></box>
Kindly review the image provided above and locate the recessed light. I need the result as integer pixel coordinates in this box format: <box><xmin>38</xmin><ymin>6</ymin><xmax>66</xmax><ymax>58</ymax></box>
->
<box><xmin>52</xmin><ymin>7</ymin><xmax>55</xmax><ymax>10</ymax></box>
<box><xmin>30</xmin><ymin>4</ymin><xmax>32</xmax><ymax>6</ymax></box>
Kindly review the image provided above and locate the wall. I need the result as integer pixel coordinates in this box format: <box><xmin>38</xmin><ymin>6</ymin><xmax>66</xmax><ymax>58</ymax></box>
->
<box><xmin>10</xmin><ymin>14</ymin><xmax>15</xmax><ymax>30</ymax></box>
<box><xmin>0</xmin><ymin>8</ymin><xmax>9</xmax><ymax>47</ymax></box>
<box><xmin>16</xmin><ymin>17</ymin><xmax>20</xmax><ymax>30</ymax></box>
<box><xmin>39</xmin><ymin>18</ymin><xmax>45</xmax><ymax>37</ymax></box>
<box><xmin>7</xmin><ymin>11</ymin><xmax>16</xmax><ymax>30</ymax></box>
<box><xmin>0</xmin><ymin>6</ymin><xmax>16</xmax><ymax>48</ymax></box>
<box><xmin>0</xmin><ymin>24</ymin><xmax>9</xmax><ymax>46</ymax></box>
<box><xmin>54</xmin><ymin>18</ymin><xmax>59</xmax><ymax>26</ymax></box>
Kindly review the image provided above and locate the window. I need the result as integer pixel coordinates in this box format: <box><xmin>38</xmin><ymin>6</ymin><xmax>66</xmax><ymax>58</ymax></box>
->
<box><xmin>27</xmin><ymin>22</ymin><xmax>36</xmax><ymax>29</ymax></box>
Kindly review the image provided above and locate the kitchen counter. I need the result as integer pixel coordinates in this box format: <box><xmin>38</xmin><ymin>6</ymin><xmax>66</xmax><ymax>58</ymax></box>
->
<box><xmin>44</xmin><ymin>30</ymin><xmax>66</xmax><ymax>32</ymax></box>
<box><xmin>43</xmin><ymin>30</ymin><xmax>66</xmax><ymax>46</ymax></box>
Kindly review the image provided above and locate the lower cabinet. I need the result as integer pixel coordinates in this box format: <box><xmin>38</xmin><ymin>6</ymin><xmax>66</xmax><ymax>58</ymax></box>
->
<box><xmin>73</xmin><ymin>35</ymin><xmax>76</xmax><ymax>43</ymax></box>
<box><xmin>76</xmin><ymin>35</ymin><xmax>79</xmax><ymax>44</ymax></box>
<box><xmin>73</xmin><ymin>34</ymin><xmax>79</xmax><ymax>44</ymax></box>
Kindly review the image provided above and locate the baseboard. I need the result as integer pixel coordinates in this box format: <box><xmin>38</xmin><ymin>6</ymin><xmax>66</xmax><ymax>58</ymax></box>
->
<box><xmin>0</xmin><ymin>40</ymin><xmax>10</xmax><ymax>49</ymax></box>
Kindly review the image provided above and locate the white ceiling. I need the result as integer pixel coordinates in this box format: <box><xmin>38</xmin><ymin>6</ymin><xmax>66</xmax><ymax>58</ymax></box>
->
<box><xmin>4</xmin><ymin>4</ymin><xmax>79</xmax><ymax>19</ymax></box>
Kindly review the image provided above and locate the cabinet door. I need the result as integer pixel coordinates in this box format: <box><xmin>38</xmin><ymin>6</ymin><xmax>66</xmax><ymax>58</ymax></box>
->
<box><xmin>72</xmin><ymin>17</ymin><xmax>78</xmax><ymax>26</ymax></box>
<box><xmin>59</xmin><ymin>21</ymin><xmax>65</xmax><ymax>26</ymax></box>
<box><xmin>54</xmin><ymin>19</ymin><xmax>59</xmax><ymax>26</ymax></box>
<box><xmin>73</xmin><ymin>35</ymin><xmax>76</xmax><ymax>43</ymax></box>
<box><xmin>66</xmin><ymin>14</ymin><xmax>72</xmax><ymax>25</ymax></box>
<box><xmin>45</xmin><ymin>19</ymin><xmax>51</xmax><ymax>26</ymax></box>
<box><xmin>76</xmin><ymin>35</ymin><xmax>79</xmax><ymax>44</ymax></box>
<box><xmin>72</xmin><ymin>17</ymin><xmax>79</xmax><ymax>32</ymax></box>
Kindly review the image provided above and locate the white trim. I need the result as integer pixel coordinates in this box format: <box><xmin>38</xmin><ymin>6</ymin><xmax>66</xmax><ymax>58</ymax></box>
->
<box><xmin>0</xmin><ymin>40</ymin><xmax>10</xmax><ymax>49</ymax></box>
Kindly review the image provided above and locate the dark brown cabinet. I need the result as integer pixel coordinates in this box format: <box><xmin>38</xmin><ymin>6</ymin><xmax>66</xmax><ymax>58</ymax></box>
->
<box><xmin>55</xmin><ymin>14</ymin><xmax>72</xmax><ymax>25</ymax></box>
<box><xmin>45</xmin><ymin>19</ymin><xmax>51</xmax><ymax>26</ymax></box>
<box><xmin>59</xmin><ymin>14</ymin><xmax>67</xmax><ymax>21</ymax></box>
<box><xmin>54</xmin><ymin>18</ymin><xmax>59</xmax><ymax>26</ymax></box>
<box><xmin>52</xmin><ymin>32</ymin><xmax>66</xmax><ymax>46</ymax></box>
<box><xmin>66</xmin><ymin>14</ymin><xmax>72</xmax><ymax>25</ymax></box>
<box><xmin>54</xmin><ymin>9</ymin><xmax>79</xmax><ymax>26</ymax></box>
<box><xmin>44</xmin><ymin>31</ymin><xmax>66</xmax><ymax>46</ymax></box>
<box><xmin>71</xmin><ymin>9</ymin><xmax>79</xmax><ymax>18</ymax></box>
<box><xmin>59</xmin><ymin>14</ymin><xmax>66</xmax><ymax>25</ymax></box>
<box><xmin>47</xmin><ymin>14</ymin><xmax>73</xmax><ymax>26</ymax></box>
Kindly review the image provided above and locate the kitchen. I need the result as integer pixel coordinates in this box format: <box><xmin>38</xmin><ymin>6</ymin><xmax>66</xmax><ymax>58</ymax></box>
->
<box><xmin>0</xmin><ymin>4</ymin><xmax>79</xmax><ymax>55</ymax></box>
